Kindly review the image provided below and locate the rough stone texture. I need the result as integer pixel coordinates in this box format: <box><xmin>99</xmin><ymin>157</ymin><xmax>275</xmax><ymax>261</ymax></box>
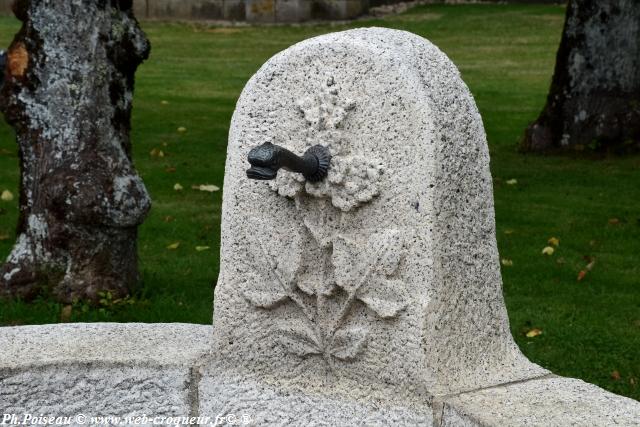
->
<box><xmin>199</xmin><ymin>371</ymin><xmax>434</xmax><ymax>425</ymax></box>
<box><xmin>2</xmin><ymin>366</ymin><xmax>190</xmax><ymax>419</ymax></box>
<box><xmin>0</xmin><ymin>323</ymin><xmax>212</xmax><ymax>369</ymax></box>
<box><xmin>523</xmin><ymin>0</ymin><xmax>640</xmax><ymax>152</ymax></box>
<box><xmin>441</xmin><ymin>376</ymin><xmax>640</xmax><ymax>427</ymax></box>
<box><xmin>204</xmin><ymin>27</ymin><xmax>547</xmax><ymax>423</ymax></box>
<box><xmin>0</xmin><ymin>0</ymin><xmax>151</xmax><ymax>303</ymax></box>
<box><xmin>1</xmin><ymin>323</ymin><xmax>639</xmax><ymax>425</ymax></box>
<box><xmin>0</xmin><ymin>323</ymin><xmax>212</xmax><ymax>418</ymax></box>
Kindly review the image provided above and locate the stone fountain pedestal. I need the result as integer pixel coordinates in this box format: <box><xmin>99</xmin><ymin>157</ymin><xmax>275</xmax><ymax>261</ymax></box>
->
<box><xmin>2</xmin><ymin>28</ymin><xmax>639</xmax><ymax>426</ymax></box>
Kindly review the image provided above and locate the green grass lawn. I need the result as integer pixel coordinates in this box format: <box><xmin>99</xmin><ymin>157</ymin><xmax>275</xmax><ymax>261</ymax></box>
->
<box><xmin>0</xmin><ymin>4</ymin><xmax>638</xmax><ymax>400</ymax></box>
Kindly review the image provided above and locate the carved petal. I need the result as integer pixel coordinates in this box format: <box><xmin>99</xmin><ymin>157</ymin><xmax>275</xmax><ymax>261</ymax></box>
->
<box><xmin>277</xmin><ymin>323</ymin><xmax>322</xmax><ymax>357</ymax></box>
<box><xmin>242</xmin><ymin>272</ymin><xmax>289</xmax><ymax>309</ymax></box>
<box><xmin>357</xmin><ymin>278</ymin><xmax>409</xmax><ymax>319</ymax></box>
<box><xmin>331</xmin><ymin>327</ymin><xmax>368</xmax><ymax>361</ymax></box>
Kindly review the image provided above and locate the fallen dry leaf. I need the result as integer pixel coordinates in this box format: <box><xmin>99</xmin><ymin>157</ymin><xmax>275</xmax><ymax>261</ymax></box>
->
<box><xmin>0</xmin><ymin>234</ymin><xmax>9</xmax><ymax>241</ymax></box>
<box><xmin>526</xmin><ymin>328</ymin><xmax>542</xmax><ymax>338</ymax></box>
<box><xmin>165</xmin><ymin>166</ymin><xmax>177</xmax><ymax>173</ymax></box>
<box><xmin>577</xmin><ymin>258</ymin><xmax>596</xmax><ymax>282</ymax></box>
<box><xmin>177</xmin><ymin>126</ymin><xmax>187</xmax><ymax>133</ymax></box>
<box><xmin>166</xmin><ymin>242</ymin><xmax>180</xmax><ymax>250</ymax></box>
<box><xmin>192</xmin><ymin>184</ymin><xmax>220</xmax><ymax>193</ymax></box>
<box><xmin>150</xmin><ymin>148</ymin><xmax>165</xmax><ymax>158</ymax></box>
<box><xmin>541</xmin><ymin>246</ymin><xmax>555</xmax><ymax>256</ymax></box>
<box><xmin>173</xmin><ymin>183</ymin><xmax>184</xmax><ymax>191</ymax></box>
<box><xmin>506</xmin><ymin>179</ymin><xmax>518</xmax><ymax>185</ymax></box>
<box><xmin>608</xmin><ymin>218</ymin><xmax>620</xmax><ymax>225</ymax></box>
<box><xmin>1</xmin><ymin>190</ymin><xmax>14</xmax><ymax>202</ymax></box>
<box><xmin>60</xmin><ymin>305</ymin><xmax>72</xmax><ymax>322</ymax></box>
<box><xmin>161</xmin><ymin>100</ymin><xmax>169</xmax><ymax>105</ymax></box>
<box><xmin>611</xmin><ymin>370</ymin><xmax>621</xmax><ymax>381</ymax></box>
<box><xmin>547</xmin><ymin>237</ymin><xmax>560</xmax><ymax>247</ymax></box>
<box><xmin>501</xmin><ymin>258</ymin><xmax>513</xmax><ymax>267</ymax></box>
<box><xmin>195</xmin><ymin>246</ymin><xmax>211</xmax><ymax>252</ymax></box>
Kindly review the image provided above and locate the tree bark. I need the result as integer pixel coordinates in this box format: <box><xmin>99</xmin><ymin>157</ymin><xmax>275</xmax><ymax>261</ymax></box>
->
<box><xmin>522</xmin><ymin>0</ymin><xmax>640</xmax><ymax>152</ymax></box>
<box><xmin>0</xmin><ymin>0</ymin><xmax>151</xmax><ymax>303</ymax></box>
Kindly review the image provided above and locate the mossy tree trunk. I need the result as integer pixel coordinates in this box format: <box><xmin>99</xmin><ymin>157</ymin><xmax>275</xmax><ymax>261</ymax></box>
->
<box><xmin>0</xmin><ymin>0</ymin><xmax>151</xmax><ymax>303</ymax></box>
<box><xmin>522</xmin><ymin>0</ymin><xmax>640</xmax><ymax>152</ymax></box>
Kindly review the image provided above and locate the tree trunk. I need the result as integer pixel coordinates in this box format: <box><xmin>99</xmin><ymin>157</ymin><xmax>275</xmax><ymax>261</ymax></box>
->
<box><xmin>0</xmin><ymin>0</ymin><xmax>151</xmax><ymax>303</ymax></box>
<box><xmin>522</xmin><ymin>0</ymin><xmax>640</xmax><ymax>152</ymax></box>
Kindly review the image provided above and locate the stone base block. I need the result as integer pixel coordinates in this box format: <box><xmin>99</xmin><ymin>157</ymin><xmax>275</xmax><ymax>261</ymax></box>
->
<box><xmin>198</xmin><ymin>368</ymin><xmax>434</xmax><ymax>425</ymax></box>
<box><xmin>0</xmin><ymin>323</ymin><xmax>212</xmax><ymax>419</ymax></box>
<box><xmin>440</xmin><ymin>376</ymin><xmax>640</xmax><ymax>427</ymax></box>
<box><xmin>2</xmin><ymin>323</ymin><xmax>639</xmax><ymax>426</ymax></box>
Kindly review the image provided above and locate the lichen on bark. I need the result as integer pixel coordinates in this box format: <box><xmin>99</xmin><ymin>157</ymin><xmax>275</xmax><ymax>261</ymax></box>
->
<box><xmin>522</xmin><ymin>0</ymin><xmax>640</xmax><ymax>153</ymax></box>
<box><xmin>0</xmin><ymin>0</ymin><xmax>151</xmax><ymax>303</ymax></box>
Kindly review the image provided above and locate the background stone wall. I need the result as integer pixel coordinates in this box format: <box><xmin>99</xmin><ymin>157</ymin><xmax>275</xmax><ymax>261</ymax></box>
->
<box><xmin>131</xmin><ymin>0</ymin><xmax>370</xmax><ymax>22</ymax></box>
<box><xmin>0</xmin><ymin>1</ymin><xmax>566</xmax><ymax>22</ymax></box>
<box><xmin>0</xmin><ymin>0</ymin><xmax>11</xmax><ymax>15</ymax></box>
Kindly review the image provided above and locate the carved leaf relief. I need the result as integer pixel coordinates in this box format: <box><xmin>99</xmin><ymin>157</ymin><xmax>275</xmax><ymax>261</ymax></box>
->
<box><xmin>242</xmin><ymin>225</ymin><xmax>302</xmax><ymax>307</ymax></box>
<box><xmin>241</xmin><ymin>218</ymin><xmax>410</xmax><ymax>365</ymax></box>
<box><xmin>242</xmin><ymin>271</ymin><xmax>289</xmax><ymax>309</ymax></box>
<box><xmin>331</xmin><ymin>327</ymin><xmax>369</xmax><ymax>361</ymax></box>
<box><xmin>296</xmin><ymin>198</ymin><xmax>339</xmax><ymax>249</ymax></box>
<box><xmin>357</xmin><ymin>279</ymin><xmax>409</xmax><ymax>319</ymax></box>
<box><xmin>331</xmin><ymin>236</ymin><xmax>362</xmax><ymax>294</ymax></box>
<box><xmin>277</xmin><ymin>322</ymin><xmax>322</xmax><ymax>357</ymax></box>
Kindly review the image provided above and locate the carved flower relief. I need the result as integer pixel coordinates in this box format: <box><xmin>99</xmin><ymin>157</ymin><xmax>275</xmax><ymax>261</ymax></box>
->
<box><xmin>306</xmin><ymin>156</ymin><xmax>385</xmax><ymax>212</ymax></box>
<box><xmin>268</xmin><ymin>76</ymin><xmax>385</xmax><ymax>212</ymax></box>
<box><xmin>270</xmin><ymin>155</ymin><xmax>384</xmax><ymax>212</ymax></box>
<box><xmin>242</xmin><ymin>225</ymin><xmax>410</xmax><ymax>365</ymax></box>
<box><xmin>296</xmin><ymin>84</ymin><xmax>355</xmax><ymax>132</ymax></box>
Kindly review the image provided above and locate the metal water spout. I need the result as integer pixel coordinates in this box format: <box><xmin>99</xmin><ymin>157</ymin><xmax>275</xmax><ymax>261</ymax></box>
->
<box><xmin>246</xmin><ymin>142</ymin><xmax>331</xmax><ymax>182</ymax></box>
